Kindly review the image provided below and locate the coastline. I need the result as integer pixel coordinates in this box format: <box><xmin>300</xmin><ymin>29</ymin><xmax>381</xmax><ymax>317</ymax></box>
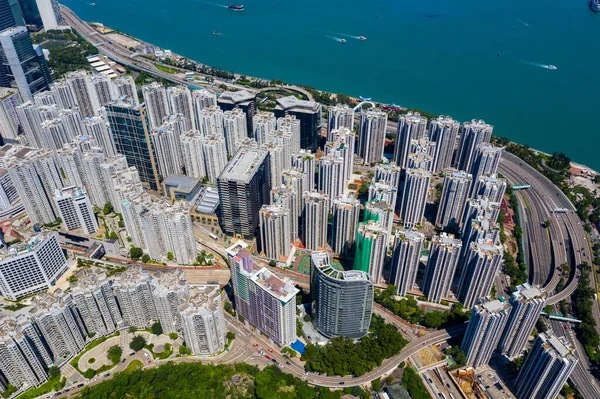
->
<box><xmin>74</xmin><ymin>12</ymin><xmax>598</xmax><ymax>177</ymax></box>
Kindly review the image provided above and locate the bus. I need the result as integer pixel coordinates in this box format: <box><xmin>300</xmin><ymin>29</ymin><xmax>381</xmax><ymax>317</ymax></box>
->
<box><xmin>209</xmin><ymin>233</ymin><xmax>218</xmax><ymax>240</ymax></box>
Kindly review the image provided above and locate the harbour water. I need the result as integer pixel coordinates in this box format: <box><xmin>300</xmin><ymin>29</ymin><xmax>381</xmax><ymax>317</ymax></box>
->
<box><xmin>63</xmin><ymin>0</ymin><xmax>600</xmax><ymax>169</ymax></box>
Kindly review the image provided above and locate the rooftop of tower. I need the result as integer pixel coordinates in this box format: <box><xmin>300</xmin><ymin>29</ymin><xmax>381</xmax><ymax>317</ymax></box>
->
<box><xmin>311</xmin><ymin>251</ymin><xmax>371</xmax><ymax>282</ymax></box>
<box><xmin>250</xmin><ymin>267</ymin><xmax>298</xmax><ymax>301</ymax></box>
<box><xmin>275</xmin><ymin>96</ymin><xmax>320</xmax><ymax>113</ymax></box>
<box><xmin>218</xmin><ymin>147</ymin><xmax>268</xmax><ymax>183</ymax></box>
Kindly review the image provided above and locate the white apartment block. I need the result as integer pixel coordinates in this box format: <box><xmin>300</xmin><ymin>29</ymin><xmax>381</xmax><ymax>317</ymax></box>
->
<box><xmin>461</xmin><ymin>298</ymin><xmax>511</xmax><ymax>368</ymax></box>
<box><xmin>259</xmin><ymin>204</ymin><xmax>291</xmax><ymax>260</ymax></box>
<box><xmin>327</xmin><ymin>104</ymin><xmax>354</xmax><ymax>141</ymax></box>
<box><xmin>180</xmin><ymin>130</ymin><xmax>206</xmax><ymax>179</ymax></box>
<box><xmin>54</xmin><ymin>186</ymin><xmax>99</xmax><ymax>235</ymax></box>
<box><xmin>223</xmin><ymin>108</ymin><xmax>248</xmax><ymax>156</ymax></box>
<box><xmin>358</xmin><ymin>109</ymin><xmax>387</xmax><ymax>165</ymax></box>
<box><xmin>253</xmin><ymin>111</ymin><xmax>276</xmax><ymax>145</ymax></box>
<box><xmin>0</xmin><ymin>88</ymin><xmax>22</xmax><ymax>140</ymax></box>
<box><xmin>0</xmin><ymin>232</ymin><xmax>67</xmax><ymax>300</ymax></box>
<box><xmin>151</xmin><ymin>270</ymin><xmax>188</xmax><ymax>334</ymax></box>
<box><xmin>302</xmin><ymin>191</ymin><xmax>328</xmax><ymax>251</ymax></box>
<box><xmin>83</xmin><ymin>116</ymin><xmax>117</xmax><ymax>157</ymax></box>
<box><xmin>203</xmin><ymin>133</ymin><xmax>227</xmax><ymax>184</ymax></box>
<box><xmin>167</xmin><ymin>86</ymin><xmax>195</xmax><ymax>130</ymax></box>
<box><xmin>179</xmin><ymin>285</ymin><xmax>226</xmax><ymax>356</ymax></box>
<box><xmin>142</xmin><ymin>82</ymin><xmax>169</xmax><ymax>128</ymax></box>
<box><xmin>390</xmin><ymin>228</ymin><xmax>424</xmax><ymax>295</ymax></box>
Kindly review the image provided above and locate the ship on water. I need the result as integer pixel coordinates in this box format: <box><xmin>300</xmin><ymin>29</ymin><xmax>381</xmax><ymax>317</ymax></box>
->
<box><xmin>358</xmin><ymin>36</ymin><xmax>367</xmax><ymax>41</ymax></box>
<box><xmin>590</xmin><ymin>0</ymin><xmax>600</xmax><ymax>12</ymax></box>
<box><xmin>228</xmin><ymin>4</ymin><xmax>244</xmax><ymax>10</ymax></box>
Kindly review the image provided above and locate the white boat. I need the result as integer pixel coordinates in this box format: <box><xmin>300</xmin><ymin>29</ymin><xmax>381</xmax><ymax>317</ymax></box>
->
<box><xmin>547</xmin><ymin>65</ymin><xmax>557</xmax><ymax>70</ymax></box>
<box><xmin>339</xmin><ymin>38</ymin><xmax>347</xmax><ymax>43</ymax></box>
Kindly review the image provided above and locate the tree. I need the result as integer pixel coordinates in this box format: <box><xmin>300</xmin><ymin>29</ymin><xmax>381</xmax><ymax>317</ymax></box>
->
<box><xmin>223</xmin><ymin>301</ymin><xmax>234</xmax><ymax>315</ymax></box>
<box><xmin>151</xmin><ymin>322</ymin><xmax>163</xmax><ymax>335</ymax></box>
<box><xmin>109</xmin><ymin>232</ymin><xmax>118</xmax><ymax>239</ymax></box>
<box><xmin>129</xmin><ymin>335</ymin><xmax>147</xmax><ymax>351</ymax></box>
<box><xmin>77</xmin><ymin>258</ymin><xmax>84</xmax><ymax>267</ymax></box>
<box><xmin>129</xmin><ymin>246</ymin><xmax>143</xmax><ymax>260</ymax></box>
<box><xmin>128</xmin><ymin>326</ymin><xmax>137</xmax><ymax>333</ymax></box>
<box><xmin>268</xmin><ymin>260</ymin><xmax>276</xmax><ymax>267</ymax></box>
<box><xmin>167</xmin><ymin>252</ymin><xmax>174</xmax><ymax>261</ymax></box>
<box><xmin>107</xmin><ymin>345</ymin><xmax>122</xmax><ymax>364</ymax></box>
<box><xmin>226</xmin><ymin>331</ymin><xmax>235</xmax><ymax>340</ymax></box>
<box><xmin>178</xmin><ymin>345</ymin><xmax>192</xmax><ymax>355</ymax></box>
<box><xmin>48</xmin><ymin>365</ymin><xmax>60</xmax><ymax>379</ymax></box>
<box><xmin>141</xmin><ymin>254</ymin><xmax>151</xmax><ymax>263</ymax></box>
<box><xmin>372</xmin><ymin>377</ymin><xmax>382</xmax><ymax>392</ymax></box>
<box><xmin>103</xmin><ymin>202</ymin><xmax>114</xmax><ymax>215</ymax></box>
<box><xmin>169</xmin><ymin>332</ymin><xmax>178</xmax><ymax>340</ymax></box>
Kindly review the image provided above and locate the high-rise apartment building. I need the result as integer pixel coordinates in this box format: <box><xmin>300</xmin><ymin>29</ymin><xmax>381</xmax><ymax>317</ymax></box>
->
<box><xmin>70</xmin><ymin>268</ymin><xmax>121</xmax><ymax>337</ymax></box>
<box><xmin>276</xmin><ymin>114</ymin><xmax>301</xmax><ymax>152</ymax></box>
<box><xmin>223</xmin><ymin>107</ymin><xmax>248</xmax><ymax>156</ymax></box>
<box><xmin>514</xmin><ymin>333</ymin><xmax>577</xmax><ymax>399</ymax></box>
<box><xmin>83</xmin><ymin>116</ymin><xmax>117</xmax><ymax>157</ymax></box>
<box><xmin>458</xmin><ymin>239</ymin><xmax>503</xmax><ymax>308</ymax></box>
<box><xmin>358</xmin><ymin>109</ymin><xmax>387</xmax><ymax>165</ymax></box>
<box><xmin>374</xmin><ymin>163</ymin><xmax>401</xmax><ymax>188</ymax></box>
<box><xmin>142</xmin><ymin>82</ymin><xmax>169</xmax><ymax>128</ymax></box>
<box><xmin>217</xmin><ymin>146</ymin><xmax>271</xmax><ymax>237</ymax></box>
<box><xmin>327</xmin><ymin>104</ymin><xmax>354</xmax><ymax>141</ymax></box>
<box><xmin>274</xmin><ymin>96</ymin><xmax>322</xmax><ymax>151</ymax></box>
<box><xmin>180</xmin><ymin>130</ymin><xmax>206</xmax><ymax>180</ymax></box>
<box><xmin>498</xmin><ymin>283</ymin><xmax>547</xmax><ymax>359</ymax></box>
<box><xmin>271</xmin><ymin>184</ymin><xmax>299</xmax><ymax>241</ymax></box>
<box><xmin>54</xmin><ymin>186</ymin><xmax>98</xmax><ymax>235</ymax></box>
<box><xmin>436</xmin><ymin>170</ymin><xmax>472</xmax><ymax>232</ymax></box>
<box><xmin>192</xmin><ymin>89</ymin><xmax>216</xmax><ymax>130</ymax></box>
<box><xmin>0</xmin><ymin>26</ymin><xmax>51</xmax><ymax>101</ymax></box>
<box><xmin>317</xmin><ymin>154</ymin><xmax>344</xmax><ymax>208</ymax></box>
<box><xmin>151</xmin><ymin>269</ymin><xmax>188</xmax><ymax>334</ymax></box>
<box><xmin>35</xmin><ymin>0</ymin><xmax>63</xmax><ymax>30</ymax></box>
<box><xmin>428</xmin><ymin>116</ymin><xmax>459</xmax><ymax>173</ymax></box>
<box><xmin>105</xmin><ymin>101</ymin><xmax>161</xmax><ymax>192</ymax></box>
<box><xmin>398</xmin><ymin>168</ymin><xmax>431</xmax><ymax>228</ymax></box>
<box><xmin>111</xmin><ymin>266</ymin><xmax>157</xmax><ymax>329</ymax></box>
<box><xmin>390</xmin><ymin>228</ymin><xmax>424</xmax><ymax>296</ymax></box>
<box><xmin>167</xmin><ymin>85</ymin><xmax>195</xmax><ymax>130</ymax></box>
<box><xmin>325</xmin><ymin>127</ymin><xmax>355</xmax><ymax>182</ymax></box>
<box><xmin>252</xmin><ymin>111</ymin><xmax>276</xmax><ymax>144</ymax></box>
<box><xmin>461</xmin><ymin>298</ymin><xmax>512</xmax><ymax>368</ymax></box>
<box><xmin>229</xmin><ymin>246</ymin><xmax>298</xmax><ymax>346</ymax></box>
<box><xmin>29</xmin><ymin>290</ymin><xmax>86</xmax><ymax>359</ymax></box>
<box><xmin>302</xmin><ymin>190</ymin><xmax>328</xmax><ymax>251</ymax></box>
<box><xmin>330</xmin><ymin>194</ymin><xmax>361</xmax><ymax>257</ymax></box>
<box><xmin>394</xmin><ymin>112</ymin><xmax>427</xmax><ymax>168</ymax></box>
<box><xmin>179</xmin><ymin>285</ymin><xmax>227</xmax><ymax>356</ymax></box>
<box><xmin>291</xmin><ymin>149</ymin><xmax>315</xmax><ymax>191</ymax></box>
<box><xmin>0</xmin><ymin>231</ymin><xmax>67</xmax><ymax>300</ymax></box>
<box><xmin>310</xmin><ymin>251</ymin><xmax>373</xmax><ymax>339</ymax></box>
<box><xmin>474</xmin><ymin>174</ymin><xmax>506</xmax><ymax>204</ymax></box>
<box><xmin>422</xmin><ymin>233</ymin><xmax>461</xmax><ymax>302</ymax></box>
<box><xmin>259</xmin><ymin>204</ymin><xmax>291</xmax><ymax>261</ymax></box>
<box><xmin>202</xmin><ymin>132</ymin><xmax>227</xmax><ymax>184</ymax></box>
<box><xmin>469</xmin><ymin>145</ymin><xmax>503</xmax><ymax>196</ymax></box>
<box><xmin>218</xmin><ymin>90</ymin><xmax>255</xmax><ymax>135</ymax></box>
<box><xmin>90</xmin><ymin>74</ymin><xmax>117</xmax><ymax>107</ymax></box>
<box><xmin>354</xmin><ymin>221</ymin><xmax>388</xmax><ymax>284</ymax></box>
<box><xmin>455</xmin><ymin>119</ymin><xmax>493</xmax><ymax>172</ymax></box>
<box><xmin>114</xmin><ymin>75</ymin><xmax>139</xmax><ymax>105</ymax></box>
<box><xmin>152</xmin><ymin>124</ymin><xmax>184</xmax><ymax>177</ymax></box>
<box><xmin>0</xmin><ymin>87</ymin><xmax>21</xmax><ymax>140</ymax></box>
<box><xmin>63</xmin><ymin>70</ymin><xmax>100</xmax><ymax>117</ymax></box>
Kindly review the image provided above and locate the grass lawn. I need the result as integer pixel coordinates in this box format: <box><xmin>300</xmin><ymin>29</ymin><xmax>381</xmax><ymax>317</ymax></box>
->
<box><xmin>155</xmin><ymin>64</ymin><xmax>178</xmax><ymax>74</ymax></box>
<box><xmin>16</xmin><ymin>376</ymin><xmax>66</xmax><ymax>399</ymax></box>
<box><xmin>123</xmin><ymin>359</ymin><xmax>143</xmax><ymax>373</ymax></box>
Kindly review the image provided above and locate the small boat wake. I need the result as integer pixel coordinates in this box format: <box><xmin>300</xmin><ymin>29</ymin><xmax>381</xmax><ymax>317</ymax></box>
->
<box><xmin>509</xmin><ymin>16</ymin><xmax>531</xmax><ymax>27</ymax></box>
<box><xmin>317</xmin><ymin>28</ymin><xmax>361</xmax><ymax>40</ymax></box>
<box><xmin>514</xmin><ymin>58</ymin><xmax>557</xmax><ymax>70</ymax></box>
<box><xmin>198</xmin><ymin>1</ymin><xmax>228</xmax><ymax>8</ymax></box>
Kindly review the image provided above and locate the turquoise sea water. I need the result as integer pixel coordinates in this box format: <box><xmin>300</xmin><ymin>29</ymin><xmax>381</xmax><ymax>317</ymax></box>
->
<box><xmin>63</xmin><ymin>0</ymin><xmax>600</xmax><ymax>169</ymax></box>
